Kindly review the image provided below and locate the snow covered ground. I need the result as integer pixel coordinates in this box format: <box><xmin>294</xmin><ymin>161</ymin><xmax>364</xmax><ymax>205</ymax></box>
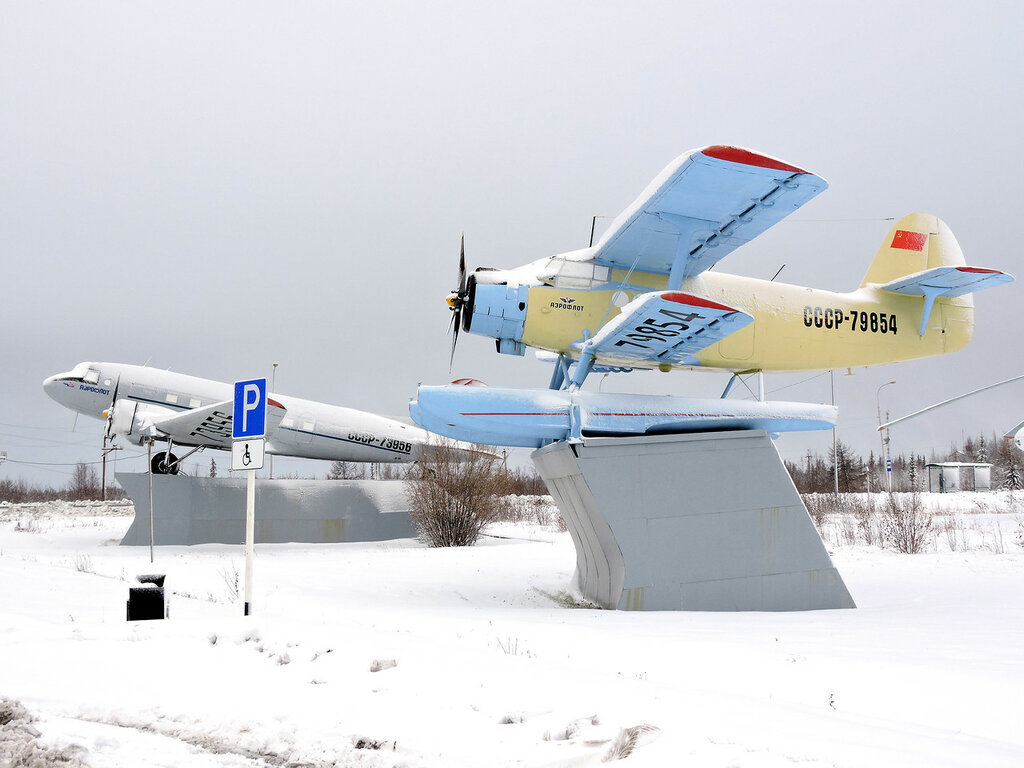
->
<box><xmin>1</xmin><ymin>494</ymin><xmax>1023</xmax><ymax>767</ymax></box>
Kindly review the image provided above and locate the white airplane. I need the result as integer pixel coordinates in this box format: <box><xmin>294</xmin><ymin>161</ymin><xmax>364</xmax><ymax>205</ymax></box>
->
<box><xmin>44</xmin><ymin>361</ymin><xmax>448</xmax><ymax>474</ymax></box>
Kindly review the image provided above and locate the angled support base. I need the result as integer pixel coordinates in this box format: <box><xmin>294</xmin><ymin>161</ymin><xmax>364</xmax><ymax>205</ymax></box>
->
<box><xmin>532</xmin><ymin>430</ymin><xmax>855</xmax><ymax>611</ymax></box>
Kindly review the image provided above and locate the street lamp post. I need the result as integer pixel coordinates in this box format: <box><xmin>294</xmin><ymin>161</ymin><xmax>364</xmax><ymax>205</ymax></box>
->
<box><xmin>269</xmin><ymin>363</ymin><xmax>278</xmax><ymax>479</ymax></box>
<box><xmin>876</xmin><ymin>380</ymin><xmax>896</xmax><ymax>492</ymax></box>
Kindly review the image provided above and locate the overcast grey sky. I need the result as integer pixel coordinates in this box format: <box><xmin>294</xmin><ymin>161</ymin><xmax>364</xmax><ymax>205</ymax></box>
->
<box><xmin>3</xmin><ymin>1</ymin><xmax>1023</xmax><ymax>485</ymax></box>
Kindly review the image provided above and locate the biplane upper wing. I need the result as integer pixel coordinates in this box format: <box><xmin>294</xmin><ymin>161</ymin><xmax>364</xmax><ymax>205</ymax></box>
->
<box><xmin>574</xmin><ymin>291</ymin><xmax>753</xmax><ymax>370</ymax></box>
<box><xmin>150</xmin><ymin>398</ymin><xmax>287</xmax><ymax>448</ymax></box>
<box><xmin>590</xmin><ymin>145</ymin><xmax>827</xmax><ymax>284</ymax></box>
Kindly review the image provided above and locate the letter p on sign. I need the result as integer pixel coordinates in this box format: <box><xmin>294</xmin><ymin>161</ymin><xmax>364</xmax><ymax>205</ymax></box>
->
<box><xmin>233</xmin><ymin>378</ymin><xmax>268</xmax><ymax>439</ymax></box>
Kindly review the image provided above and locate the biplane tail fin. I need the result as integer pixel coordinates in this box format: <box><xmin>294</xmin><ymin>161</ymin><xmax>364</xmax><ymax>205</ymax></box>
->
<box><xmin>860</xmin><ymin>213</ymin><xmax>965</xmax><ymax>288</ymax></box>
<box><xmin>862</xmin><ymin>213</ymin><xmax>1012</xmax><ymax>336</ymax></box>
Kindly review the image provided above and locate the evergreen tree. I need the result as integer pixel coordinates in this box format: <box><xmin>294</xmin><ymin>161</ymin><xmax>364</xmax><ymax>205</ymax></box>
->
<box><xmin>1003</xmin><ymin>460</ymin><xmax>1023</xmax><ymax>490</ymax></box>
<box><xmin>828</xmin><ymin>440</ymin><xmax>866</xmax><ymax>493</ymax></box>
<box><xmin>327</xmin><ymin>460</ymin><xmax>359</xmax><ymax>479</ymax></box>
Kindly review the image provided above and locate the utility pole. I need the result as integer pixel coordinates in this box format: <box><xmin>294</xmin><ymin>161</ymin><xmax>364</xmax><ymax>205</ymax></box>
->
<box><xmin>876</xmin><ymin>380</ymin><xmax>896</xmax><ymax>493</ymax></box>
<box><xmin>831</xmin><ymin>370</ymin><xmax>838</xmax><ymax>494</ymax></box>
<box><xmin>100</xmin><ymin>435</ymin><xmax>122</xmax><ymax>501</ymax></box>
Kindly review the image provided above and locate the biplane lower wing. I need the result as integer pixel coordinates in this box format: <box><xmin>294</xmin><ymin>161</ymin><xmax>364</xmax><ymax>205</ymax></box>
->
<box><xmin>569</xmin><ymin>291</ymin><xmax>753</xmax><ymax>385</ymax></box>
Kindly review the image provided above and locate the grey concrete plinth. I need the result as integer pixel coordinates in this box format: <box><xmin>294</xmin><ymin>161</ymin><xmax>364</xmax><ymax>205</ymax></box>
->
<box><xmin>532</xmin><ymin>430</ymin><xmax>855</xmax><ymax>611</ymax></box>
<box><xmin>117</xmin><ymin>473</ymin><xmax>415</xmax><ymax>546</ymax></box>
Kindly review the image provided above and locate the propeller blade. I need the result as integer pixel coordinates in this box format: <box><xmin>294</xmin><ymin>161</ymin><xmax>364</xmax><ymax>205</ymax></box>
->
<box><xmin>449</xmin><ymin>319</ymin><xmax>460</xmax><ymax>372</ymax></box>
<box><xmin>105</xmin><ymin>375</ymin><xmax>120</xmax><ymax>439</ymax></box>
<box><xmin>448</xmin><ymin>234</ymin><xmax>468</xmax><ymax>372</ymax></box>
<box><xmin>457</xmin><ymin>234</ymin><xmax>467</xmax><ymax>295</ymax></box>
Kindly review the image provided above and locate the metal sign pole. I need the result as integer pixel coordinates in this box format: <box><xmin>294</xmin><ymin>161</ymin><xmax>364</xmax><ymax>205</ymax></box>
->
<box><xmin>244</xmin><ymin>467</ymin><xmax>255</xmax><ymax>615</ymax></box>
<box><xmin>147</xmin><ymin>439</ymin><xmax>154</xmax><ymax>564</ymax></box>
<box><xmin>232</xmin><ymin>377</ymin><xmax>268</xmax><ymax>618</ymax></box>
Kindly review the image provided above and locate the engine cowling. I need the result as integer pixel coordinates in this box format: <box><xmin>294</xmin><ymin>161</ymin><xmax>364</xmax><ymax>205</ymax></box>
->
<box><xmin>107</xmin><ymin>398</ymin><xmax>173</xmax><ymax>445</ymax></box>
<box><xmin>462</xmin><ymin>274</ymin><xmax>529</xmax><ymax>356</ymax></box>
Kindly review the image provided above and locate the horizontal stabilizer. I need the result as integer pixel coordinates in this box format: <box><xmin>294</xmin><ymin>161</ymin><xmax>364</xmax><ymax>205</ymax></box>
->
<box><xmin>881</xmin><ymin>266</ymin><xmax>1013</xmax><ymax>336</ymax></box>
<box><xmin>1004</xmin><ymin>419</ymin><xmax>1024</xmax><ymax>450</ymax></box>
<box><xmin>881</xmin><ymin>266</ymin><xmax>1012</xmax><ymax>297</ymax></box>
<box><xmin>411</xmin><ymin>385</ymin><xmax>836</xmax><ymax>448</ymax></box>
<box><xmin>152</xmin><ymin>398</ymin><xmax>287</xmax><ymax>448</ymax></box>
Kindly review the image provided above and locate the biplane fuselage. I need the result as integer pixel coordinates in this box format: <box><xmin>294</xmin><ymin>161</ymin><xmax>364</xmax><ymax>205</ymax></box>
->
<box><xmin>515</xmin><ymin>270</ymin><xmax>973</xmax><ymax>373</ymax></box>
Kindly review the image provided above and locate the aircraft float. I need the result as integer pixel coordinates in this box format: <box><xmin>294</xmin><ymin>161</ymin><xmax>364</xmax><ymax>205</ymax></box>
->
<box><xmin>411</xmin><ymin>145</ymin><xmax>1013</xmax><ymax>447</ymax></box>
<box><xmin>45</xmin><ymin>362</ymin><xmax>451</xmax><ymax>473</ymax></box>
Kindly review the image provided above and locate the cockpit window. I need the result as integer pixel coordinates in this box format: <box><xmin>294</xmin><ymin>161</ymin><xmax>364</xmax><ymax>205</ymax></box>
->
<box><xmin>539</xmin><ymin>257</ymin><xmax>611</xmax><ymax>289</ymax></box>
<box><xmin>68</xmin><ymin>362</ymin><xmax>91</xmax><ymax>380</ymax></box>
<box><xmin>67</xmin><ymin>362</ymin><xmax>101</xmax><ymax>383</ymax></box>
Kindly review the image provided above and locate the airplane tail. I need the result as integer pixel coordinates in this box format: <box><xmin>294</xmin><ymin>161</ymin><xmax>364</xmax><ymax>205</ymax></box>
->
<box><xmin>860</xmin><ymin>213</ymin><xmax>964</xmax><ymax>287</ymax></box>
<box><xmin>862</xmin><ymin>212</ymin><xmax>1012</xmax><ymax>336</ymax></box>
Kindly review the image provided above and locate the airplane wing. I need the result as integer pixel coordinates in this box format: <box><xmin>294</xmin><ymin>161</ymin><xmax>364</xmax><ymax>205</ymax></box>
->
<box><xmin>590</xmin><ymin>145</ymin><xmax>827</xmax><ymax>282</ymax></box>
<box><xmin>576</xmin><ymin>291</ymin><xmax>753</xmax><ymax>367</ymax></box>
<box><xmin>150</xmin><ymin>398</ymin><xmax>287</xmax><ymax>448</ymax></box>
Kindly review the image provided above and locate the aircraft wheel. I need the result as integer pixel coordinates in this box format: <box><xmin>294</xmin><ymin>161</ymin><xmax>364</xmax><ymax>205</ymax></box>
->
<box><xmin>151</xmin><ymin>451</ymin><xmax>180</xmax><ymax>475</ymax></box>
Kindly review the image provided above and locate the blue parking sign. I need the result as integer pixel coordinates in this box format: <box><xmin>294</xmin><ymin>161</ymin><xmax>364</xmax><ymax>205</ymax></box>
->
<box><xmin>233</xmin><ymin>378</ymin><xmax>268</xmax><ymax>439</ymax></box>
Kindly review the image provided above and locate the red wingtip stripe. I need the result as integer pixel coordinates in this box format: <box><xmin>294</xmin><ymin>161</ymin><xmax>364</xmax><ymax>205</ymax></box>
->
<box><xmin>268</xmin><ymin>398</ymin><xmax>285</xmax><ymax>409</ymax></box>
<box><xmin>662</xmin><ymin>292</ymin><xmax>738</xmax><ymax>313</ymax></box>
<box><xmin>701</xmin><ymin>145</ymin><xmax>808</xmax><ymax>175</ymax></box>
<box><xmin>957</xmin><ymin>266</ymin><xmax>1003</xmax><ymax>274</ymax></box>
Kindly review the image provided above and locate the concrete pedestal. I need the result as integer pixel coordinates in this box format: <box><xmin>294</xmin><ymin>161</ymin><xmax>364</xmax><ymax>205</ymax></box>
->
<box><xmin>532</xmin><ymin>430</ymin><xmax>855</xmax><ymax>611</ymax></box>
<box><xmin>116</xmin><ymin>473</ymin><xmax>415</xmax><ymax>546</ymax></box>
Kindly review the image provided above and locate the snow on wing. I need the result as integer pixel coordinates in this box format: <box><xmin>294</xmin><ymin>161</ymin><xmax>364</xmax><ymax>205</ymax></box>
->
<box><xmin>590</xmin><ymin>145</ymin><xmax>827</xmax><ymax>280</ymax></box>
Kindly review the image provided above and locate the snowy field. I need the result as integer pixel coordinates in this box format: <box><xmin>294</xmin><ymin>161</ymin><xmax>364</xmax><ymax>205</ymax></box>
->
<box><xmin>2</xmin><ymin>494</ymin><xmax>1023</xmax><ymax>767</ymax></box>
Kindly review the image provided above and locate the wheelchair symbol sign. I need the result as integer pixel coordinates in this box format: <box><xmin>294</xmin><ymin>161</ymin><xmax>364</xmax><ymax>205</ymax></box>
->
<box><xmin>231</xmin><ymin>438</ymin><xmax>265</xmax><ymax>471</ymax></box>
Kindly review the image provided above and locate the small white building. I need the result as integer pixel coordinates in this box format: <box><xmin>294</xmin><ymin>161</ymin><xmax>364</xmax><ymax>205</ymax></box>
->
<box><xmin>926</xmin><ymin>462</ymin><xmax>992</xmax><ymax>493</ymax></box>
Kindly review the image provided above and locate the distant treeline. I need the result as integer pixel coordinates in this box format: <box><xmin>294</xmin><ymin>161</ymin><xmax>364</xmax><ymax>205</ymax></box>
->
<box><xmin>785</xmin><ymin>432</ymin><xmax>1024</xmax><ymax>494</ymax></box>
<box><xmin>1</xmin><ymin>456</ymin><xmax>548</xmax><ymax>503</ymax></box>
<box><xmin>0</xmin><ymin>462</ymin><xmax>120</xmax><ymax>504</ymax></box>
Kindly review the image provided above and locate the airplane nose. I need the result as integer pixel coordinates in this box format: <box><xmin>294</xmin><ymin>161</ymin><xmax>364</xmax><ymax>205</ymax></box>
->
<box><xmin>42</xmin><ymin>373</ymin><xmax>68</xmax><ymax>402</ymax></box>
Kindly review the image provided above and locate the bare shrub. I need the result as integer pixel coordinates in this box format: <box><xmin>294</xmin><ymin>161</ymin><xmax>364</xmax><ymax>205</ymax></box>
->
<box><xmin>850</xmin><ymin>497</ymin><xmax>881</xmax><ymax>547</ymax></box>
<box><xmin>882</xmin><ymin>492</ymin><xmax>933</xmax><ymax>553</ymax></box>
<box><xmin>987</xmin><ymin>518</ymin><xmax>1006</xmax><ymax>554</ymax></box>
<box><xmin>801</xmin><ymin>494</ymin><xmax>829</xmax><ymax>533</ymax></box>
<box><xmin>940</xmin><ymin>515</ymin><xmax>969</xmax><ymax>552</ymax></box>
<box><xmin>220</xmin><ymin>563</ymin><xmax>240</xmax><ymax>601</ymax></box>
<box><xmin>837</xmin><ymin>514</ymin><xmax>857</xmax><ymax>546</ymax></box>
<box><xmin>407</xmin><ymin>440</ymin><xmax>504</xmax><ymax>547</ymax></box>
<box><xmin>13</xmin><ymin>517</ymin><xmax>41</xmax><ymax>534</ymax></box>
<box><xmin>603</xmin><ymin>724</ymin><xmax>661</xmax><ymax>761</ymax></box>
